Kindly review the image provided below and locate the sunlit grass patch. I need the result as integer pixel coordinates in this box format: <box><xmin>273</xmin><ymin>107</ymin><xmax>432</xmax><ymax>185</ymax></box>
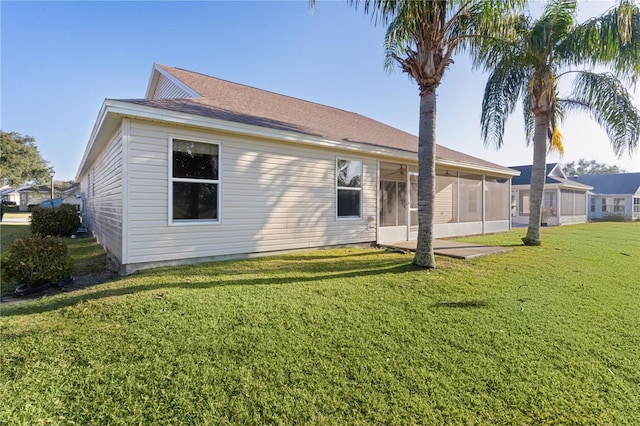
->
<box><xmin>1</xmin><ymin>222</ymin><xmax>639</xmax><ymax>424</ymax></box>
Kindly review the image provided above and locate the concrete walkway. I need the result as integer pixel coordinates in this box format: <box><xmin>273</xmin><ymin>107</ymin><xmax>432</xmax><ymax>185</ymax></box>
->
<box><xmin>381</xmin><ymin>239</ymin><xmax>513</xmax><ymax>260</ymax></box>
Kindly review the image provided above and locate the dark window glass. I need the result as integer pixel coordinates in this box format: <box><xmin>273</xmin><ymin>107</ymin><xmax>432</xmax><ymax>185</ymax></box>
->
<box><xmin>172</xmin><ymin>182</ymin><xmax>218</xmax><ymax>220</ymax></box>
<box><xmin>337</xmin><ymin>189</ymin><xmax>361</xmax><ymax>217</ymax></box>
<box><xmin>173</xmin><ymin>140</ymin><xmax>218</xmax><ymax>180</ymax></box>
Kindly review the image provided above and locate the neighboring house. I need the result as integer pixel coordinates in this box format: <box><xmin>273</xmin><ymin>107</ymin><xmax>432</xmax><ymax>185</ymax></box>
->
<box><xmin>510</xmin><ymin>163</ymin><xmax>592</xmax><ymax>226</ymax></box>
<box><xmin>0</xmin><ymin>186</ymin><xmax>16</xmax><ymax>204</ymax></box>
<box><xmin>569</xmin><ymin>173</ymin><xmax>640</xmax><ymax>221</ymax></box>
<box><xmin>60</xmin><ymin>182</ymin><xmax>82</xmax><ymax>207</ymax></box>
<box><xmin>8</xmin><ymin>183</ymin><xmax>52</xmax><ymax>211</ymax></box>
<box><xmin>76</xmin><ymin>64</ymin><xmax>519</xmax><ymax>274</ymax></box>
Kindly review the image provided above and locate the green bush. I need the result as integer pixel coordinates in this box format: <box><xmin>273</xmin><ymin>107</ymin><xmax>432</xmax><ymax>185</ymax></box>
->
<box><xmin>30</xmin><ymin>204</ymin><xmax>80</xmax><ymax>236</ymax></box>
<box><xmin>1</xmin><ymin>236</ymin><xmax>73</xmax><ymax>287</ymax></box>
<box><xmin>593</xmin><ymin>213</ymin><xmax>628</xmax><ymax>223</ymax></box>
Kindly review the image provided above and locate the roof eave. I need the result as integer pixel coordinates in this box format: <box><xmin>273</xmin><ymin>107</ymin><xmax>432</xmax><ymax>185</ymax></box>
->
<box><xmin>436</xmin><ymin>159</ymin><xmax>520</xmax><ymax>177</ymax></box>
<box><xmin>78</xmin><ymin>100</ymin><xmax>519</xmax><ymax>178</ymax></box>
<box><xmin>75</xmin><ymin>100</ymin><xmax>121</xmax><ymax>180</ymax></box>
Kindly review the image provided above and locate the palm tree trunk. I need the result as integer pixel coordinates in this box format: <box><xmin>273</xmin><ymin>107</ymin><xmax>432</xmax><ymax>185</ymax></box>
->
<box><xmin>413</xmin><ymin>89</ymin><xmax>437</xmax><ymax>268</ymax></box>
<box><xmin>523</xmin><ymin>112</ymin><xmax>548</xmax><ymax>245</ymax></box>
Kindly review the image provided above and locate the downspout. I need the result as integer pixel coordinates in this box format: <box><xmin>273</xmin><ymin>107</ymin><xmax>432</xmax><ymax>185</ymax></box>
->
<box><xmin>121</xmin><ymin>118</ymin><xmax>130</xmax><ymax>269</ymax></box>
<box><xmin>481</xmin><ymin>174</ymin><xmax>486</xmax><ymax>234</ymax></box>
<box><xmin>508</xmin><ymin>178</ymin><xmax>512</xmax><ymax>231</ymax></box>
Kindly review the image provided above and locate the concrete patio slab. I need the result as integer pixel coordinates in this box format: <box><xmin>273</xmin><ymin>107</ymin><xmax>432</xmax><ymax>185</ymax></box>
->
<box><xmin>381</xmin><ymin>239</ymin><xmax>513</xmax><ymax>260</ymax></box>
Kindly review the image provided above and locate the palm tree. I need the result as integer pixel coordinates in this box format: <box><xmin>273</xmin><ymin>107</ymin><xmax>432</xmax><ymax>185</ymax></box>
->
<box><xmin>475</xmin><ymin>0</ymin><xmax>640</xmax><ymax>245</ymax></box>
<box><xmin>332</xmin><ymin>0</ymin><xmax>524</xmax><ymax>268</ymax></box>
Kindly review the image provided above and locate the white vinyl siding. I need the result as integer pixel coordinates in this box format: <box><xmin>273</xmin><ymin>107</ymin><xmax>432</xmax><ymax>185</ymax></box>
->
<box><xmin>125</xmin><ymin>120</ymin><xmax>376</xmax><ymax>268</ymax></box>
<box><xmin>152</xmin><ymin>74</ymin><xmax>195</xmax><ymax>99</ymax></box>
<box><xmin>81</xmin><ymin>128</ymin><xmax>124</xmax><ymax>261</ymax></box>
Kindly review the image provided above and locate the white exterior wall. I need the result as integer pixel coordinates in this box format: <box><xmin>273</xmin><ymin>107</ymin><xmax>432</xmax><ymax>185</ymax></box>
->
<box><xmin>80</xmin><ymin>128</ymin><xmax>124</xmax><ymax>261</ymax></box>
<box><xmin>588</xmin><ymin>195</ymin><xmax>635</xmax><ymax>220</ymax></box>
<box><xmin>124</xmin><ymin>120</ymin><xmax>377</xmax><ymax>271</ymax></box>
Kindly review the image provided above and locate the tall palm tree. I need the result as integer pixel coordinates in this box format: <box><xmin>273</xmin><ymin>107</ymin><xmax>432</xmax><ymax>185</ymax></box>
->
<box><xmin>336</xmin><ymin>0</ymin><xmax>524</xmax><ymax>268</ymax></box>
<box><xmin>475</xmin><ymin>0</ymin><xmax>640</xmax><ymax>245</ymax></box>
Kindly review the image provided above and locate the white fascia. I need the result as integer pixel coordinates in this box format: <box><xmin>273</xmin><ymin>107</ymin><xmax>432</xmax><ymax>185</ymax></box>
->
<box><xmin>436</xmin><ymin>159</ymin><xmax>521</xmax><ymax>178</ymax></box>
<box><xmin>75</xmin><ymin>100</ymin><xmax>110</xmax><ymax>181</ymax></box>
<box><xmin>100</xmin><ymin>100</ymin><xmax>422</xmax><ymax>162</ymax></box>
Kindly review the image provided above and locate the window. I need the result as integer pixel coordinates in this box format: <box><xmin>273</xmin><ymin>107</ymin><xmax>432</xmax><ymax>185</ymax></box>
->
<box><xmin>485</xmin><ymin>178</ymin><xmax>509</xmax><ymax>221</ymax></box>
<box><xmin>602</xmin><ymin>197</ymin><xmax>612</xmax><ymax>213</ymax></box>
<box><xmin>543</xmin><ymin>191</ymin><xmax>557</xmax><ymax>213</ymax></box>
<box><xmin>337</xmin><ymin>159</ymin><xmax>362</xmax><ymax>218</ymax></box>
<box><xmin>459</xmin><ymin>173</ymin><xmax>482</xmax><ymax>222</ymax></box>
<box><xmin>634</xmin><ymin>198</ymin><xmax>640</xmax><ymax>213</ymax></box>
<box><xmin>614</xmin><ymin>198</ymin><xmax>626</xmax><ymax>213</ymax></box>
<box><xmin>171</xmin><ymin>139</ymin><xmax>219</xmax><ymax>222</ymax></box>
<box><xmin>590</xmin><ymin>197</ymin><xmax>596</xmax><ymax>213</ymax></box>
<box><xmin>519</xmin><ymin>190</ymin><xmax>530</xmax><ymax>215</ymax></box>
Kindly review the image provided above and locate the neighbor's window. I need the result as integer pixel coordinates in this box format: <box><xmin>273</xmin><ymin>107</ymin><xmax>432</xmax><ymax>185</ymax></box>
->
<box><xmin>337</xmin><ymin>159</ymin><xmax>362</xmax><ymax>218</ymax></box>
<box><xmin>171</xmin><ymin>139</ymin><xmax>219</xmax><ymax>222</ymax></box>
<box><xmin>614</xmin><ymin>198</ymin><xmax>626</xmax><ymax>213</ymax></box>
<box><xmin>519</xmin><ymin>190</ymin><xmax>530</xmax><ymax>215</ymax></box>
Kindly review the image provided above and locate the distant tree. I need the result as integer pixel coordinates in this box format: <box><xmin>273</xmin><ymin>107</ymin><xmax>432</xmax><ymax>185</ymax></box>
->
<box><xmin>564</xmin><ymin>159</ymin><xmax>626</xmax><ymax>176</ymax></box>
<box><xmin>0</xmin><ymin>131</ymin><xmax>50</xmax><ymax>187</ymax></box>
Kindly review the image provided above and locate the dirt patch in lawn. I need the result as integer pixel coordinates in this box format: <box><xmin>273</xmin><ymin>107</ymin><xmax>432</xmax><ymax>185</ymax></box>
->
<box><xmin>0</xmin><ymin>270</ymin><xmax>120</xmax><ymax>306</ymax></box>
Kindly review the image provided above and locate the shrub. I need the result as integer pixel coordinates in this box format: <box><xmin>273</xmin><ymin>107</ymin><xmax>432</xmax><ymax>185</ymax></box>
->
<box><xmin>1</xmin><ymin>236</ymin><xmax>73</xmax><ymax>287</ymax></box>
<box><xmin>593</xmin><ymin>213</ymin><xmax>629</xmax><ymax>223</ymax></box>
<box><xmin>30</xmin><ymin>204</ymin><xmax>80</xmax><ymax>236</ymax></box>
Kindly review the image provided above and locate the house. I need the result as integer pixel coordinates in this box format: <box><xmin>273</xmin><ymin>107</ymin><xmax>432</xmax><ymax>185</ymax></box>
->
<box><xmin>76</xmin><ymin>64</ymin><xmax>519</xmax><ymax>274</ymax></box>
<box><xmin>510</xmin><ymin>163</ymin><xmax>592</xmax><ymax>226</ymax></box>
<box><xmin>7</xmin><ymin>183</ymin><xmax>52</xmax><ymax>211</ymax></box>
<box><xmin>0</xmin><ymin>186</ymin><xmax>16</xmax><ymax>204</ymax></box>
<box><xmin>569</xmin><ymin>173</ymin><xmax>640</xmax><ymax>221</ymax></box>
<box><xmin>59</xmin><ymin>182</ymin><xmax>82</xmax><ymax>207</ymax></box>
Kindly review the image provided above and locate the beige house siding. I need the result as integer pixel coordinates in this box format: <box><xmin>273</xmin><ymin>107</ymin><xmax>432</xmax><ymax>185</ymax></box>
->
<box><xmin>125</xmin><ymin>119</ymin><xmax>376</xmax><ymax>269</ymax></box>
<box><xmin>80</xmin><ymin>127</ymin><xmax>124</xmax><ymax>261</ymax></box>
<box><xmin>152</xmin><ymin>74</ymin><xmax>195</xmax><ymax>99</ymax></box>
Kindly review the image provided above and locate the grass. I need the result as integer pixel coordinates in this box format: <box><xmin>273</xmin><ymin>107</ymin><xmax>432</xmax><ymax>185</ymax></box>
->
<box><xmin>1</xmin><ymin>222</ymin><xmax>639</xmax><ymax>424</ymax></box>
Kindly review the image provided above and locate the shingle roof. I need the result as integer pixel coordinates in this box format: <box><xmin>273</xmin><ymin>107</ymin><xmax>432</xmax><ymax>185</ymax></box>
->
<box><xmin>570</xmin><ymin>173</ymin><xmax>640</xmax><ymax>195</ymax></box>
<box><xmin>510</xmin><ymin>163</ymin><xmax>592</xmax><ymax>189</ymax></box>
<box><xmin>120</xmin><ymin>64</ymin><xmax>514</xmax><ymax>174</ymax></box>
<box><xmin>510</xmin><ymin>164</ymin><xmax>558</xmax><ymax>186</ymax></box>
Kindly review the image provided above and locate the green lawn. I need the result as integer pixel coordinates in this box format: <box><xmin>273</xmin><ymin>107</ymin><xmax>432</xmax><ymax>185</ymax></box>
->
<box><xmin>1</xmin><ymin>222</ymin><xmax>639</xmax><ymax>424</ymax></box>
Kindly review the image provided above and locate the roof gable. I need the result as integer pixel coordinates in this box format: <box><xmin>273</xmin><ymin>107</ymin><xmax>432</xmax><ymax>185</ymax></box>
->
<box><xmin>138</xmin><ymin>65</ymin><xmax>514</xmax><ymax>173</ymax></box>
<box><xmin>78</xmin><ymin>64</ymin><xmax>520</xmax><ymax>179</ymax></box>
<box><xmin>145</xmin><ymin>64</ymin><xmax>200</xmax><ymax>99</ymax></box>
<box><xmin>510</xmin><ymin>163</ymin><xmax>592</xmax><ymax>190</ymax></box>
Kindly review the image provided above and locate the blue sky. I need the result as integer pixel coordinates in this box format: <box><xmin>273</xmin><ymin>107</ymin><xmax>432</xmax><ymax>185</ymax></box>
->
<box><xmin>2</xmin><ymin>0</ymin><xmax>638</xmax><ymax>182</ymax></box>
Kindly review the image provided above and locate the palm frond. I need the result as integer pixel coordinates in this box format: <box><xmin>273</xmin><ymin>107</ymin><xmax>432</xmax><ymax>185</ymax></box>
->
<box><xmin>481</xmin><ymin>59</ymin><xmax>528</xmax><ymax>149</ymax></box>
<box><xmin>563</xmin><ymin>71</ymin><xmax>640</xmax><ymax>156</ymax></box>
<box><xmin>522</xmin><ymin>89</ymin><xmax>535</xmax><ymax>146</ymax></box>
<box><xmin>557</xmin><ymin>0</ymin><xmax>640</xmax><ymax>83</ymax></box>
<box><xmin>528</xmin><ymin>0</ymin><xmax>577</xmax><ymax>59</ymax></box>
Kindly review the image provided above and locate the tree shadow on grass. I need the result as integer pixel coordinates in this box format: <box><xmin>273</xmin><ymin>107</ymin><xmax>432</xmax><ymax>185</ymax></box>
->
<box><xmin>2</xmin><ymin>253</ymin><xmax>423</xmax><ymax>317</ymax></box>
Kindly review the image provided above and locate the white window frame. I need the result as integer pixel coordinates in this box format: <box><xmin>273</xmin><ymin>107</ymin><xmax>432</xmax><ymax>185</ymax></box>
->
<box><xmin>336</xmin><ymin>157</ymin><xmax>363</xmax><ymax>220</ymax></box>
<box><xmin>168</xmin><ymin>136</ymin><xmax>221</xmax><ymax>226</ymax></box>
